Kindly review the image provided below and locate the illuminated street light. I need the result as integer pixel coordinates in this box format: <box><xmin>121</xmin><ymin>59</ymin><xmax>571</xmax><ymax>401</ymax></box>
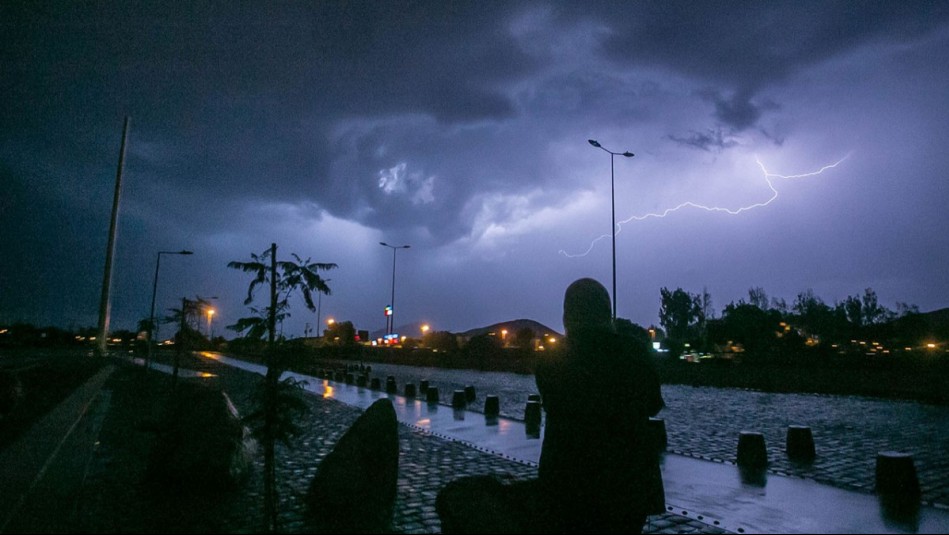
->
<box><xmin>421</xmin><ymin>324</ymin><xmax>430</xmax><ymax>334</ymax></box>
<box><xmin>380</xmin><ymin>242</ymin><xmax>411</xmax><ymax>338</ymax></box>
<box><xmin>206</xmin><ymin>308</ymin><xmax>215</xmax><ymax>339</ymax></box>
<box><xmin>588</xmin><ymin>139</ymin><xmax>634</xmax><ymax>321</ymax></box>
<box><xmin>147</xmin><ymin>249</ymin><xmax>193</xmax><ymax>371</ymax></box>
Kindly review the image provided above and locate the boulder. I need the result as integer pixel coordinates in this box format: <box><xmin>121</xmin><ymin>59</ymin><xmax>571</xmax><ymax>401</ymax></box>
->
<box><xmin>145</xmin><ymin>382</ymin><xmax>253</xmax><ymax>493</ymax></box>
<box><xmin>307</xmin><ymin>398</ymin><xmax>399</xmax><ymax>533</ymax></box>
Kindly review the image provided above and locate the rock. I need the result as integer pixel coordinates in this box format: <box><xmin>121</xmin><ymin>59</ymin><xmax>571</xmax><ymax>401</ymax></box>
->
<box><xmin>145</xmin><ymin>382</ymin><xmax>253</xmax><ymax>493</ymax></box>
<box><xmin>307</xmin><ymin>398</ymin><xmax>399</xmax><ymax>533</ymax></box>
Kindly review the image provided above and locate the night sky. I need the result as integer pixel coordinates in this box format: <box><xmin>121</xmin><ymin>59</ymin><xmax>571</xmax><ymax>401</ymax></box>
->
<box><xmin>3</xmin><ymin>1</ymin><xmax>949</xmax><ymax>338</ymax></box>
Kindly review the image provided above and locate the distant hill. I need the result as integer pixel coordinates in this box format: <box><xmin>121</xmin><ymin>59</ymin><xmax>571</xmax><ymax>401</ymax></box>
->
<box><xmin>458</xmin><ymin>319</ymin><xmax>562</xmax><ymax>339</ymax></box>
<box><xmin>893</xmin><ymin>307</ymin><xmax>949</xmax><ymax>339</ymax></box>
<box><xmin>370</xmin><ymin>318</ymin><xmax>563</xmax><ymax>341</ymax></box>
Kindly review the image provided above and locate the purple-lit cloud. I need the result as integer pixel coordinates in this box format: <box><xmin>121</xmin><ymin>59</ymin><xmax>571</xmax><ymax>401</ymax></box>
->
<box><xmin>2</xmin><ymin>2</ymin><xmax>949</xmax><ymax>336</ymax></box>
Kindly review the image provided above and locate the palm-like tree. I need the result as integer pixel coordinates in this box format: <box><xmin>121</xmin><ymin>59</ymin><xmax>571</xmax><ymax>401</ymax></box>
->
<box><xmin>228</xmin><ymin>243</ymin><xmax>336</xmax><ymax>533</ymax></box>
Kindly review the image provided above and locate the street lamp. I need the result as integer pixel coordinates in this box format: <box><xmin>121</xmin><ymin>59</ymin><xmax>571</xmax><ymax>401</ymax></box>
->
<box><xmin>316</xmin><ymin>278</ymin><xmax>331</xmax><ymax>338</ymax></box>
<box><xmin>147</xmin><ymin>249</ymin><xmax>193</xmax><ymax>371</ymax></box>
<box><xmin>206</xmin><ymin>308</ymin><xmax>215</xmax><ymax>339</ymax></box>
<box><xmin>588</xmin><ymin>139</ymin><xmax>634</xmax><ymax>321</ymax></box>
<box><xmin>380</xmin><ymin>242</ymin><xmax>410</xmax><ymax>340</ymax></box>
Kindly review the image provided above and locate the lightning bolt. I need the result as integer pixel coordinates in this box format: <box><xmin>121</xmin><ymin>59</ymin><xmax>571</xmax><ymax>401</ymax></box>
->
<box><xmin>559</xmin><ymin>153</ymin><xmax>851</xmax><ymax>258</ymax></box>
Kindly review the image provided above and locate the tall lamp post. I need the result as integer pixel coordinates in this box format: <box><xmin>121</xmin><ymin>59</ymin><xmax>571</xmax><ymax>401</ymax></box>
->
<box><xmin>146</xmin><ymin>250</ymin><xmax>193</xmax><ymax>371</ymax></box>
<box><xmin>380</xmin><ymin>242</ymin><xmax>410</xmax><ymax>341</ymax></box>
<box><xmin>316</xmin><ymin>278</ymin><xmax>331</xmax><ymax>338</ymax></box>
<box><xmin>588</xmin><ymin>139</ymin><xmax>634</xmax><ymax>321</ymax></box>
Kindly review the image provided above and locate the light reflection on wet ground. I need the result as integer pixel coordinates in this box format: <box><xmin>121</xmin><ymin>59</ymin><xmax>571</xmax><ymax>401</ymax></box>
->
<box><xmin>132</xmin><ymin>357</ymin><xmax>215</xmax><ymax>378</ymax></box>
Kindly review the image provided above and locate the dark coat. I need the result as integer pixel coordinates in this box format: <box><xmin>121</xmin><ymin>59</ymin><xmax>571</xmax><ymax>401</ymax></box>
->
<box><xmin>535</xmin><ymin>330</ymin><xmax>664</xmax><ymax>533</ymax></box>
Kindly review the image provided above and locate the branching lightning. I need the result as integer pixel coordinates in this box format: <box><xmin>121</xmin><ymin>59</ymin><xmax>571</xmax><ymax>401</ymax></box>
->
<box><xmin>558</xmin><ymin>154</ymin><xmax>851</xmax><ymax>258</ymax></box>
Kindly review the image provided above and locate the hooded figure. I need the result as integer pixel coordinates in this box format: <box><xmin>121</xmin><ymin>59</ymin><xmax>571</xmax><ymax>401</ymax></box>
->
<box><xmin>535</xmin><ymin>278</ymin><xmax>664</xmax><ymax>534</ymax></box>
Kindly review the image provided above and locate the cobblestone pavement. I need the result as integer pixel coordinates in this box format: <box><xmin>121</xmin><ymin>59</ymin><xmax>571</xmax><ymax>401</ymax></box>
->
<box><xmin>357</xmin><ymin>362</ymin><xmax>949</xmax><ymax>508</ymax></box>
<box><xmin>661</xmin><ymin>386</ymin><xmax>949</xmax><ymax>508</ymax></box>
<box><xmin>79</xmin><ymin>357</ymin><xmax>728</xmax><ymax>534</ymax></box>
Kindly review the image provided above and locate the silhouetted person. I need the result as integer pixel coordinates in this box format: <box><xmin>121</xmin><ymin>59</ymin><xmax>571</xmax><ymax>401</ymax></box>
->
<box><xmin>535</xmin><ymin>278</ymin><xmax>664</xmax><ymax>534</ymax></box>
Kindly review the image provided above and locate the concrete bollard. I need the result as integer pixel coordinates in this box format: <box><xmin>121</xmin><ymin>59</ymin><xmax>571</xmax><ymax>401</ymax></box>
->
<box><xmin>419</xmin><ymin>380</ymin><xmax>429</xmax><ymax>394</ymax></box>
<box><xmin>370</xmin><ymin>377</ymin><xmax>381</xmax><ymax>390</ymax></box>
<box><xmin>527</xmin><ymin>393</ymin><xmax>541</xmax><ymax>403</ymax></box>
<box><xmin>356</xmin><ymin>374</ymin><xmax>367</xmax><ymax>387</ymax></box>
<box><xmin>334</xmin><ymin>371</ymin><xmax>345</xmax><ymax>382</ymax></box>
<box><xmin>426</xmin><ymin>387</ymin><xmax>440</xmax><ymax>405</ymax></box>
<box><xmin>786</xmin><ymin>425</ymin><xmax>816</xmax><ymax>461</ymax></box>
<box><xmin>345</xmin><ymin>373</ymin><xmax>355</xmax><ymax>384</ymax></box>
<box><xmin>404</xmin><ymin>383</ymin><xmax>417</xmax><ymax>398</ymax></box>
<box><xmin>737</xmin><ymin>431</ymin><xmax>768</xmax><ymax>468</ymax></box>
<box><xmin>525</xmin><ymin>400</ymin><xmax>542</xmax><ymax>426</ymax></box>
<box><xmin>464</xmin><ymin>385</ymin><xmax>476</xmax><ymax>403</ymax></box>
<box><xmin>875</xmin><ymin>451</ymin><xmax>921</xmax><ymax>498</ymax></box>
<box><xmin>484</xmin><ymin>395</ymin><xmax>500</xmax><ymax>417</ymax></box>
<box><xmin>525</xmin><ymin>400</ymin><xmax>542</xmax><ymax>438</ymax></box>
<box><xmin>385</xmin><ymin>376</ymin><xmax>397</xmax><ymax>394</ymax></box>
<box><xmin>451</xmin><ymin>390</ymin><xmax>467</xmax><ymax>409</ymax></box>
<box><xmin>648</xmin><ymin>417</ymin><xmax>668</xmax><ymax>452</ymax></box>
<box><xmin>365</xmin><ymin>365</ymin><xmax>372</xmax><ymax>374</ymax></box>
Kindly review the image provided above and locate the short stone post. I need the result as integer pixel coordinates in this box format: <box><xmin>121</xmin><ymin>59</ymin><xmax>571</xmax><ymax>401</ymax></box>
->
<box><xmin>404</xmin><ymin>383</ymin><xmax>417</xmax><ymax>398</ymax></box>
<box><xmin>786</xmin><ymin>425</ymin><xmax>815</xmax><ymax>461</ymax></box>
<box><xmin>737</xmin><ymin>431</ymin><xmax>768</xmax><ymax>468</ymax></box>
<box><xmin>370</xmin><ymin>377</ymin><xmax>381</xmax><ymax>390</ymax></box>
<box><xmin>875</xmin><ymin>451</ymin><xmax>920</xmax><ymax>499</ymax></box>
<box><xmin>525</xmin><ymin>400</ymin><xmax>542</xmax><ymax>426</ymax></box>
<box><xmin>525</xmin><ymin>400</ymin><xmax>542</xmax><ymax>438</ymax></box>
<box><xmin>419</xmin><ymin>380</ymin><xmax>429</xmax><ymax>394</ymax></box>
<box><xmin>484</xmin><ymin>395</ymin><xmax>500</xmax><ymax>417</ymax></box>
<box><xmin>527</xmin><ymin>393</ymin><xmax>541</xmax><ymax>403</ymax></box>
<box><xmin>345</xmin><ymin>373</ymin><xmax>355</xmax><ymax>384</ymax></box>
<box><xmin>451</xmin><ymin>390</ymin><xmax>467</xmax><ymax>409</ymax></box>
<box><xmin>426</xmin><ymin>386</ymin><xmax>440</xmax><ymax>405</ymax></box>
<box><xmin>464</xmin><ymin>385</ymin><xmax>476</xmax><ymax>403</ymax></box>
<box><xmin>385</xmin><ymin>376</ymin><xmax>397</xmax><ymax>394</ymax></box>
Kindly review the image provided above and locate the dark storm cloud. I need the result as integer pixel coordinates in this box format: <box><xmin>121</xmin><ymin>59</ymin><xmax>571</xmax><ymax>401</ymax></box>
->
<box><xmin>4</xmin><ymin>1</ymin><xmax>949</xmax><ymax>333</ymax></box>
<box><xmin>0</xmin><ymin>1</ymin><xmax>541</xmax><ymax>243</ymax></box>
<box><xmin>667</xmin><ymin>127</ymin><xmax>739</xmax><ymax>152</ymax></box>
<box><xmin>588</xmin><ymin>1</ymin><xmax>949</xmax><ymax>130</ymax></box>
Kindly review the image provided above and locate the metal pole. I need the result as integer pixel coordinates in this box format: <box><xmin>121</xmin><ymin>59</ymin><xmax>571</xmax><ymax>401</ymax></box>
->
<box><xmin>611</xmin><ymin>152</ymin><xmax>617</xmax><ymax>321</ymax></box>
<box><xmin>146</xmin><ymin>252</ymin><xmax>161</xmax><ymax>371</ymax></box>
<box><xmin>390</xmin><ymin>246</ymin><xmax>397</xmax><ymax>336</ymax></box>
<box><xmin>96</xmin><ymin>116</ymin><xmax>130</xmax><ymax>355</ymax></box>
<box><xmin>588</xmin><ymin>139</ymin><xmax>633</xmax><ymax>323</ymax></box>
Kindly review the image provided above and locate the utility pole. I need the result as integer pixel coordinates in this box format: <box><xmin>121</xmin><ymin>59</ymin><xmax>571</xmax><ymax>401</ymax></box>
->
<box><xmin>96</xmin><ymin>116</ymin><xmax>130</xmax><ymax>355</ymax></box>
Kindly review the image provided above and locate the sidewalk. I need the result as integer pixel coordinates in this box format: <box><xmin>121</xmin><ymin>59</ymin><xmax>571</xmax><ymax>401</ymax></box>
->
<box><xmin>0</xmin><ymin>365</ymin><xmax>114</xmax><ymax>533</ymax></box>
